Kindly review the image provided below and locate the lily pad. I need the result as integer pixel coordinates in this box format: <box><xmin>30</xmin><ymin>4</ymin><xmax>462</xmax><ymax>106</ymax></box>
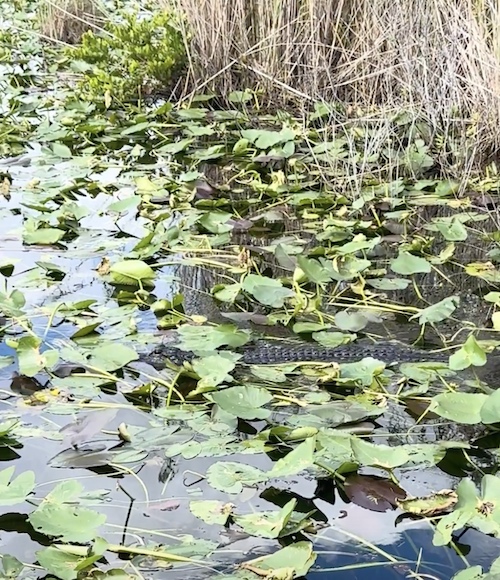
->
<box><xmin>429</xmin><ymin>392</ymin><xmax>488</xmax><ymax>424</ymax></box>
<box><xmin>390</xmin><ymin>252</ymin><xmax>431</xmax><ymax>275</ymax></box>
<box><xmin>0</xmin><ymin>467</ymin><xmax>35</xmax><ymax>506</ymax></box>
<box><xmin>210</xmin><ymin>385</ymin><xmax>272</xmax><ymax>420</ymax></box>
<box><xmin>206</xmin><ymin>462</ymin><xmax>267</xmax><ymax>494</ymax></box>
<box><xmin>242</xmin><ymin>274</ymin><xmax>295</xmax><ymax>307</ymax></box>
<box><xmin>414</xmin><ymin>296</ymin><xmax>459</xmax><ymax>325</ymax></box>
<box><xmin>449</xmin><ymin>335</ymin><xmax>487</xmax><ymax>371</ymax></box>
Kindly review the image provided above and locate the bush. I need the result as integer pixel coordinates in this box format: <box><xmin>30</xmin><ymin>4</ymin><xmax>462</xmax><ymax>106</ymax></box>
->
<box><xmin>68</xmin><ymin>11</ymin><xmax>186</xmax><ymax>103</ymax></box>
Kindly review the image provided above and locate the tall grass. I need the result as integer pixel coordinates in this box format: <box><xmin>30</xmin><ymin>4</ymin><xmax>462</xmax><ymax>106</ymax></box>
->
<box><xmin>38</xmin><ymin>0</ymin><xmax>107</xmax><ymax>44</ymax></box>
<box><xmin>165</xmin><ymin>0</ymin><xmax>500</xmax><ymax>173</ymax></box>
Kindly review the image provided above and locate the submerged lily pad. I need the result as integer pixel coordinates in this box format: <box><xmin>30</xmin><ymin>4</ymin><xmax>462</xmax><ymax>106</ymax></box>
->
<box><xmin>344</xmin><ymin>474</ymin><xmax>406</xmax><ymax>512</ymax></box>
<box><xmin>206</xmin><ymin>462</ymin><xmax>267</xmax><ymax>494</ymax></box>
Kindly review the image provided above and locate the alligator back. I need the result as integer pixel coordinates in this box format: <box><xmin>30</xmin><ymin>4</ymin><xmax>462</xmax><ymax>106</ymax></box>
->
<box><xmin>143</xmin><ymin>340</ymin><xmax>448</xmax><ymax>369</ymax></box>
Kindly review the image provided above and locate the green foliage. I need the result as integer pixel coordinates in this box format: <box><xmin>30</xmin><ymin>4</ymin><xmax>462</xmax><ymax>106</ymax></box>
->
<box><xmin>67</xmin><ymin>12</ymin><xmax>186</xmax><ymax>103</ymax></box>
<box><xmin>4</xmin><ymin>9</ymin><xmax>500</xmax><ymax>577</ymax></box>
<box><xmin>29</xmin><ymin>480</ymin><xmax>107</xmax><ymax>543</ymax></box>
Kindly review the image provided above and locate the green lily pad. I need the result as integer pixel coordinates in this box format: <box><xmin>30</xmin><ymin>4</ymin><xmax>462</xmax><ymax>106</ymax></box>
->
<box><xmin>390</xmin><ymin>252</ymin><xmax>431</xmax><ymax>275</ymax></box>
<box><xmin>177</xmin><ymin>324</ymin><xmax>250</xmax><ymax>352</ymax></box>
<box><xmin>192</xmin><ymin>354</ymin><xmax>238</xmax><ymax>388</ymax></box>
<box><xmin>268</xmin><ymin>437</ymin><xmax>316</xmax><ymax>478</ymax></box>
<box><xmin>109</xmin><ymin>260</ymin><xmax>155</xmax><ymax>287</ymax></box>
<box><xmin>429</xmin><ymin>392</ymin><xmax>488</xmax><ymax>424</ymax></box>
<box><xmin>414</xmin><ymin>296</ymin><xmax>459</xmax><ymax>325</ymax></box>
<box><xmin>210</xmin><ymin>385</ymin><xmax>272</xmax><ymax>420</ymax></box>
<box><xmin>206</xmin><ymin>462</ymin><xmax>267</xmax><ymax>494</ymax></box>
<box><xmin>190</xmin><ymin>500</ymin><xmax>234</xmax><ymax>526</ymax></box>
<box><xmin>29</xmin><ymin>480</ymin><xmax>106</xmax><ymax>543</ymax></box>
<box><xmin>0</xmin><ymin>467</ymin><xmax>35</xmax><ymax>506</ymax></box>
<box><xmin>339</xmin><ymin>357</ymin><xmax>386</xmax><ymax>386</ymax></box>
<box><xmin>334</xmin><ymin>311</ymin><xmax>369</xmax><ymax>332</ymax></box>
<box><xmin>234</xmin><ymin>499</ymin><xmax>296</xmax><ymax>539</ymax></box>
<box><xmin>12</xmin><ymin>336</ymin><xmax>58</xmax><ymax>377</ymax></box>
<box><xmin>36</xmin><ymin>547</ymin><xmax>82</xmax><ymax>580</ymax></box>
<box><xmin>241</xmin><ymin>541</ymin><xmax>316</xmax><ymax>578</ymax></box>
<box><xmin>296</xmin><ymin>256</ymin><xmax>334</xmax><ymax>285</ymax></box>
<box><xmin>426</xmin><ymin>217</ymin><xmax>468</xmax><ymax>241</ymax></box>
<box><xmin>242</xmin><ymin>274</ymin><xmax>295</xmax><ymax>307</ymax></box>
<box><xmin>449</xmin><ymin>335</ymin><xmax>487</xmax><ymax>370</ymax></box>
<box><xmin>351</xmin><ymin>439</ymin><xmax>410</xmax><ymax>469</ymax></box>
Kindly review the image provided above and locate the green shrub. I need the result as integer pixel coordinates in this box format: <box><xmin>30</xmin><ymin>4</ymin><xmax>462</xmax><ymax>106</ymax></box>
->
<box><xmin>68</xmin><ymin>11</ymin><xmax>186</xmax><ymax>103</ymax></box>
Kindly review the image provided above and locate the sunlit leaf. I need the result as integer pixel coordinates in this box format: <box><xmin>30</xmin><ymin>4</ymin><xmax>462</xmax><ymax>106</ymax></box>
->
<box><xmin>427</xmin><ymin>217</ymin><xmax>468</xmax><ymax>241</ymax></box>
<box><xmin>465</xmin><ymin>262</ymin><xmax>500</xmax><ymax>283</ymax></box>
<box><xmin>334</xmin><ymin>311</ymin><xmax>369</xmax><ymax>332</ymax></box>
<box><xmin>480</xmin><ymin>389</ymin><xmax>500</xmax><ymax>425</ymax></box>
<box><xmin>87</xmin><ymin>342</ymin><xmax>138</xmax><ymax>371</ymax></box>
<box><xmin>312</xmin><ymin>331</ymin><xmax>356</xmax><ymax>348</ymax></box>
<box><xmin>13</xmin><ymin>336</ymin><xmax>58</xmax><ymax>377</ymax></box>
<box><xmin>191</xmin><ymin>354</ymin><xmax>238</xmax><ymax>389</ymax></box>
<box><xmin>157</xmin><ymin>138</ymin><xmax>193</xmax><ymax>154</ymax></box>
<box><xmin>335</xmin><ymin>235</ymin><xmax>381</xmax><ymax>255</ymax></box>
<box><xmin>0</xmin><ymin>355</ymin><xmax>14</xmax><ymax>369</ymax></box>
<box><xmin>339</xmin><ymin>357</ymin><xmax>386</xmax><ymax>386</ymax></box>
<box><xmin>351</xmin><ymin>439</ymin><xmax>410</xmax><ymax>469</ymax></box>
<box><xmin>23</xmin><ymin>227</ymin><xmax>65</xmax><ymax>246</ymax></box>
<box><xmin>109</xmin><ymin>260</ymin><xmax>155</xmax><ymax>287</ymax></box>
<box><xmin>241</xmin><ymin>127</ymin><xmax>295</xmax><ymax>149</ymax></box>
<box><xmin>177</xmin><ymin>324</ymin><xmax>250</xmax><ymax>352</ymax></box>
<box><xmin>51</xmin><ymin>142</ymin><xmax>73</xmax><ymax>159</ymax></box>
<box><xmin>367</xmin><ymin>278</ymin><xmax>410</xmax><ymax>290</ymax></box>
<box><xmin>434</xmin><ymin>476</ymin><xmax>500</xmax><ymax>546</ymax></box>
<box><xmin>0</xmin><ymin>554</ymin><xmax>23</xmax><ymax>578</ymax></box>
<box><xmin>198</xmin><ymin>212</ymin><xmax>233</xmax><ymax>234</ymax></box>
<box><xmin>296</xmin><ymin>256</ymin><xmax>334</xmax><ymax>285</ymax></box>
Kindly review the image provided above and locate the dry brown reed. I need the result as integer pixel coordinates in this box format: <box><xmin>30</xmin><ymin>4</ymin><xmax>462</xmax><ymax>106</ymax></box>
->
<box><xmin>38</xmin><ymin>0</ymin><xmax>107</xmax><ymax>44</ymax></box>
<box><xmin>163</xmin><ymin>0</ymin><xmax>500</xmax><ymax>173</ymax></box>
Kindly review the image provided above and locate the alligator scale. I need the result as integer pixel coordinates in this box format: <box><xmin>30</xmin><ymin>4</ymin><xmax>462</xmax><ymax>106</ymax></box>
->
<box><xmin>142</xmin><ymin>340</ymin><xmax>448</xmax><ymax>369</ymax></box>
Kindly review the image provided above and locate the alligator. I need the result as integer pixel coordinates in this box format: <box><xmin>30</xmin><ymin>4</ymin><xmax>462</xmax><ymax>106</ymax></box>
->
<box><xmin>142</xmin><ymin>339</ymin><xmax>449</xmax><ymax>369</ymax></box>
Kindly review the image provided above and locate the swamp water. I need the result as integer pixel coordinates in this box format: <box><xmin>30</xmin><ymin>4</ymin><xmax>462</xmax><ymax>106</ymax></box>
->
<box><xmin>2</xmin><ymin>90</ymin><xmax>500</xmax><ymax>580</ymax></box>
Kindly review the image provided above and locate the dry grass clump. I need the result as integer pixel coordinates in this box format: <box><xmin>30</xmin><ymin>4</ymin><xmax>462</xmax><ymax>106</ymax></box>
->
<box><xmin>164</xmin><ymin>0</ymin><xmax>500</xmax><ymax>173</ymax></box>
<box><xmin>38</xmin><ymin>0</ymin><xmax>107</xmax><ymax>45</ymax></box>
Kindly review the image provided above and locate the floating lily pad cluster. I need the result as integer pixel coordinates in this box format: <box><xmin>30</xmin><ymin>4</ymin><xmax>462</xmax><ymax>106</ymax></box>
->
<box><xmin>2</xmin><ymin>1</ymin><xmax>500</xmax><ymax>579</ymax></box>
